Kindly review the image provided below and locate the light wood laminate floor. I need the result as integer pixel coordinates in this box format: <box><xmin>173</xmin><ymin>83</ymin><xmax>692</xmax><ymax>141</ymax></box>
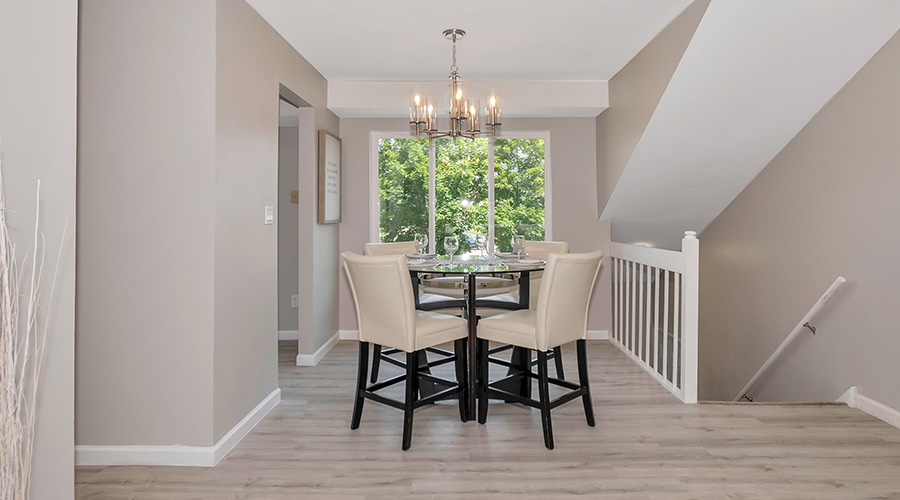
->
<box><xmin>76</xmin><ymin>340</ymin><xmax>900</xmax><ymax>499</ymax></box>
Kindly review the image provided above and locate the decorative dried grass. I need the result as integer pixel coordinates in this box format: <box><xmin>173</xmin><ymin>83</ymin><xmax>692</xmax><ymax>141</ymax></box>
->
<box><xmin>0</xmin><ymin>156</ymin><xmax>65</xmax><ymax>499</ymax></box>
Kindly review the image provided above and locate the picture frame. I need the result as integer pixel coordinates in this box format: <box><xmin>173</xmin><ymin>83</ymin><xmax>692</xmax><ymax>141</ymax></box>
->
<box><xmin>317</xmin><ymin>130</ymin><xmax>342</xmax><ymax>224</ymax></box>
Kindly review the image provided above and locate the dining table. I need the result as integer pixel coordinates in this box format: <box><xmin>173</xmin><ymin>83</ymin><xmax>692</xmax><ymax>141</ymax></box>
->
<box><xmin>406</xmin><ymin>255</ymin><xmax>547</xmax><ymax>420</ymax></box>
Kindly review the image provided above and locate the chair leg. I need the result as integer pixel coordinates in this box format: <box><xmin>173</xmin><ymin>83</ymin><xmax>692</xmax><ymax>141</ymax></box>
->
<box><xmin>351</xmin><ymin>341</ymin><xmax>369</xmax><ymax>430</ymax></box>
<box><xmin>454</xmin><ymin>338</ymin><xmax>469</xmax><ymax>422</ymax></box>
<box><xmin>477</xmin><ymin>339</ymin><xmax>490</xmax><ymax>424</ymax></box>
<box><xmin>552</xmin><ymin>346</ymin><xmax>565</xmax><ymax>380</ymax></box>
<box><xmin>576</xmin><ymin>339</ymin><xmax>595</xmax><ymax>427</ymax></box>
<box><xmin>537</xmin><ymin>351</ymin><xmax>554</xmax><ymax>450</ymax></box>
<box><xmin>402</xmin><ymin>351</ymin><xmax>418</xmax><ymax>450</ymax></box>
<box><xmin>370</xmin><ymin>344</ymin><xmax>382</xmax><ymax>383</ymax></box>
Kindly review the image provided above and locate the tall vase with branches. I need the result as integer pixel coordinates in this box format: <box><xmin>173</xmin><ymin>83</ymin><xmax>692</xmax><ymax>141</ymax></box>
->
<box><xmin>0</xmin><ymin>156</ymin><xmax>63</xmax><ymax>499</ymax></box>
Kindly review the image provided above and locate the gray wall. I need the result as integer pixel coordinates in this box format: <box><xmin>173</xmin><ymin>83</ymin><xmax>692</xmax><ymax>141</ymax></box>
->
<box><xmin>339</xmin><ymin>117</ymin><xmax>611</xmax><ymax>333</ymax></box>
<box><xmin>278</xmin><ymin>125</ymin><xmax>300</xmax><ymax>331</ymax></box>
<box><xmin>213</xmin><ymin>0</ymin><xmax>339</xmax><ymax>441</ymax></box>
<box><xmin>596</xmin><ymin>0</ymin><xmax>709</xmax><ymax>216</ymax></box>
<box><xmin>1</xmin><ymin>1</ymin><xmax>77</xmax><ymax>497</ymax></box>
<box><xmin>698</xmin><ymin>28</ymin><xmax>900</xmax><ymax>409</ymax></box>
<box><xmin>78</xmin><ymin>0</ymin><xmax>217</xmax><ymax>447</ymax></box>
<box><xmin>77</xmin><ymin>0</ymin><xmax>340</xmax><ymax>450</ymax></box>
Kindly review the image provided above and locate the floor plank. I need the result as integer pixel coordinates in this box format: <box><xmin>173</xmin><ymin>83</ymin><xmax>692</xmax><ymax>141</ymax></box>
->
<box><xmin>75</xmin><ymin>340</ymin><xmax>900</xmax><ymax>499</ymax></box>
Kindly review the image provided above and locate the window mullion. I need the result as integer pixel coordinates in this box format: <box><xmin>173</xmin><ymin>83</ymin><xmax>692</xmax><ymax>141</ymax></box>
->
<box><xmin>488</xmin><ymin>137</ymin><xmax>495</xmax><ymax>255</ymax></box>
<box><xmin>428</xmin><ymin>138</ymin><xmax>436</xmax><ymax>254</ymax></box>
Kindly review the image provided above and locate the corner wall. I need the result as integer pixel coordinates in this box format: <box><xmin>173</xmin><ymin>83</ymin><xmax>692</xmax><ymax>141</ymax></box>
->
<box><xmin>595</xmin><ymin>0</ymin><xmax>710</xmax><ymax>216</ymax></box>
<box><xmin>698</xmin><ymin>28</ymin><xmax>900</xmax><ymax>409</ymax></box>
<box><xmin>1</xmin><ymin>1</ymin><xmax>77</xmax><ymax>497</ymax></box>
<box><xmin>339</xmin><ymin>117</ymin><xmax>611</xmax><ymax>334</ymax></box>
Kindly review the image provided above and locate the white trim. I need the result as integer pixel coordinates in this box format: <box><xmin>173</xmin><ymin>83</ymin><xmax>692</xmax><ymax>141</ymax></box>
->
<box><xmin>296</xmin><ymin>330</ymin><xmax>340</xmax><ymax>366</ymax></box>
<box><xmin>278</xmin><ymin>329</ymin><xmax>298</xmax><ymax>340</ymax></box>
<box><xmin>586</xmin><ymin>330</ymin><xmax>609</xmax><ymax>340</ymax></box>
<box><xmin>75</xmin><ymin>388</ymin><xmax>281</xmax><ymax>467</ymax></box>
<box><xmin>339</xmin><ymin>329</ymin><xmax>359</xmax><ymax>340</ymax></box>
<box><xmin>838</xmin><ymin>386</ymin><xmax>900</xmax><ymax>430</ymax></box>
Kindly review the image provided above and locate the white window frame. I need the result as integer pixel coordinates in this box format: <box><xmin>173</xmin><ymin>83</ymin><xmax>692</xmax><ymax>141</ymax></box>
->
<box><xmin>369</xmin><ymin>130</ymin><xmax>551</xmax><ymax>254</ymax></box>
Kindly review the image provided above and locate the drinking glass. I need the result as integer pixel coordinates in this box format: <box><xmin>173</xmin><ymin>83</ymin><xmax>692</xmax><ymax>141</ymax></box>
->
<box><xmin>512</xmin><ymin>234</ymin><xmax>526</xmax><ymax>259</ymax></box>
<box><xmin>475</xmin><ymin>233</ymin><xmax>487</xmax><ymax>260</ymax></box>
<box><xmin>414</xmin><ymin>234</ymin><xmax>428</xmax><ymax>255</ymax></box>
<box><xmin>444</xmin><ymin>236</ymin><xmax>459</xmax><ymax>262</ymax></box>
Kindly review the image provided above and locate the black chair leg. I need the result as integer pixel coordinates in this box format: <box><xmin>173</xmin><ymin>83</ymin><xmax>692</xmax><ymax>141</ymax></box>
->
<box><xmin>351</xmin><ymin>341</ymin><xmax>369</xmax><ymax>430</ymax></box>
<box><xmin>477</xmin><ymin>339</ymin><xmax>490</xmax><ymax>424</ymax></box>
<box><xmin>402</xmin><ymin>351</ymin><xmax>418</xmax><ymax>450</ymax></box>
<box><xmin>370</xmin><ymin>344</ymin><xmax>382</xmax><ymax>383</ymax></box>
<box><xmin>537</xmin><ymin>351</ymin><xmax>554</xmax><ymax>450</ymax></box>
<box><xmin>576</xmin><ymin>339</ymin><xmax>595</xmax><ymax>427</ymax></box>
<box><xmin>552</xmin><ymin>346</ymin><xmax>565</xmax><ymax>380</ymax></box>
<box><xmin>454</xmin><ymin>338</ymin><xmax>469</xmax><ymax>422</ymax></box>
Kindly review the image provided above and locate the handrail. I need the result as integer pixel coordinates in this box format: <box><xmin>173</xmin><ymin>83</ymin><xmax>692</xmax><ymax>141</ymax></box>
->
<box><xmin>733</xmin><ymin>276</ymin><xmax>847</xmax><ymax>402</ymax></box>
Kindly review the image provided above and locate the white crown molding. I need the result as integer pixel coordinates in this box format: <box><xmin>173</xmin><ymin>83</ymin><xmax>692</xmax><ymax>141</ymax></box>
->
<box><xmin>328</xmin><ymin>80</ymin><xmax>609</xmax><ymax>119</ymax></box>
<box><xmin>75</xmin><ymin>388</ymin><xmax>281</xmax><ymax>467</ymax></box>
<box><xmin>296</xmin><ymin>330</ymin><xmax>340</xmax><ymax>366</ymax></box>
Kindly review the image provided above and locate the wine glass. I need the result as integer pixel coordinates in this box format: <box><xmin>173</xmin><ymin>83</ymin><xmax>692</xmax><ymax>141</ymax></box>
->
<box><xmin>444</xmin><ymin>235</ymin><xmax>459</xmax><ymax>263</ymax></box>
<box><xmin>414</xmin><ymin>233</ymin><xmax>428</xmax><ymax>255</ymax></box>
<box><xmin>475</xmin><ymin>233</ymin><xmax>487</xmax><ymax>260</ymax></box>
<box><xmin>512</xmin><ymin>234</ymin><xmax>526</xmax><ymax>259</ymax></box>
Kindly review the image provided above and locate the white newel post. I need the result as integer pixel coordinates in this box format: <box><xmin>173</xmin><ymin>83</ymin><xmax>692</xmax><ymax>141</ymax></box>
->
<box><xmin>681</xmin><ymin>231</ymin><xmax>699</xmax><ymax>404</ymax></box>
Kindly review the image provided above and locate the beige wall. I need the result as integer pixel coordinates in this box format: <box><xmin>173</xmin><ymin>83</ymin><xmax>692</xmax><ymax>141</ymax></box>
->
<box><xmin>213</xmin><ymin>0</ymin><xmax>339</xmax><ymax>441</ymax></box>
<box><xmin>698</xmin><ymin>29</ymin><xmax>900</xmax><ymax>410</ymax></box>
<box><xmin>596</xmin><ymin>0</ymin><xmax>710</xmax><ymax>216</ymax></box>
<box><xmin>339</xmin><ymin>118</ymin><xmax>611</xmax><ymax>333</ymax></box>
<box><xmin>78</xmin><ymin>0</ymin><xmax>217</xmax><ymax>447</ymax></box>
<box><xmin>278</xmin><ymin>125</ymin><xmax>300</xmax><ymax>331</ymax></box>
<box><xmin>1</xmin><ymin>1</ymin><xmax>77</xmax><ymax>497</ymax></box>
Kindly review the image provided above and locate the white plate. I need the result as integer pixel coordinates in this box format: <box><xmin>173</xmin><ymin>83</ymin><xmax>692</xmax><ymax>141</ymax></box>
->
<box><xmin>495</xmin><ymin>252</ymin><xmax>528</xmax><ymax>259</ymax></box>
<box><xmin>406</xmin><ymin>253</ymin><xmax>436</xmax><ymax>259</ymax></box>
<box><xmin>505</xmin><ymin>258</ymin><xmax>545</xmax><ymax>267</ymax></box>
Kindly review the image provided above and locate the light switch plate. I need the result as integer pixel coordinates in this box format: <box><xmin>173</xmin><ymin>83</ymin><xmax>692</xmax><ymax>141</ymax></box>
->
<box><xmin>290</xmin><ymin>191</ymin><xmax>299</xmax><ymax>204</ymax></box>
<box><xmin>265</xmin><ymin>206</ymin><xmax>275</xmax><ymax>225</ymax></box>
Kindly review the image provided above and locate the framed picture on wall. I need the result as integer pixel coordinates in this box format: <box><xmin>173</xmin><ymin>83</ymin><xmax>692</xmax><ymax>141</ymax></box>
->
<box><xmin>318</xmin><ymin>130</ymin><xmax>342</xmax><ymax>224</ymax></box>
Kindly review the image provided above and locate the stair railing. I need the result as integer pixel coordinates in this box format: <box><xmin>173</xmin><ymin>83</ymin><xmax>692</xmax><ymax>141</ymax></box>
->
<box><xmin>733</xmin><ymin>276</ymin><xmax>847</xmax><ymax>402</ymax></box>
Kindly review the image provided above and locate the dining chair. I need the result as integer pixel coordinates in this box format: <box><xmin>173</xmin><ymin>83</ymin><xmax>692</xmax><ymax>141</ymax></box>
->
<box><xmin>476</xmin><ymin>250</ymin><xmax>603</xmax><ymax>449</ymax></box>
<box><xmin>363</xmin><ymin>241</ymin><xmax>459</xmax><ymax>384</ymax></box>
<box><xmin>483</xmin><ymin>240</ymin><xmax>570</xmax><ymax>379</ymax></box>
<box><xmin>342</xmin><ymin>252</ymin><xmax>469</xmax><ymax>450</ymax></box>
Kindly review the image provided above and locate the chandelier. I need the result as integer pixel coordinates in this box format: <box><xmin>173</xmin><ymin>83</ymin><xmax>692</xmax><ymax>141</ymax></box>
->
<box><xmin>409</xmin><ymin>29</ymin><xmax>501</xmax><ymax>139</ymax></box>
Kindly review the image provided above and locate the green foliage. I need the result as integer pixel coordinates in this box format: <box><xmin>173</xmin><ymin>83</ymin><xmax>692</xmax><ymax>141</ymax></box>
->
<box><xmin>378</xmin><ymin>137</ymin><xmax>545</xmax><ymax>254</ymax></box>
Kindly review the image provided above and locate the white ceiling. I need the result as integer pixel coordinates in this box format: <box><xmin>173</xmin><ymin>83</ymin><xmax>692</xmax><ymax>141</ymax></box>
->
<box><xmin>602</xmin><ymin>0</ymin><xmax>900</xmax><ymax>248</ymax></box>
<box><xmin>245</xmin><ymin>0</ymin><xmax>694</xmax><ymax>82</ymax></box>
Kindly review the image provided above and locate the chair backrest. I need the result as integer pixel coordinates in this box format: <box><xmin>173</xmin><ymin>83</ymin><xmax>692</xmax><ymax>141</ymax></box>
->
<box><xmin>524</xmin><ymin>240</ymin><xmax>569</xmax><ymax>259</ymax></box>
<box><xmin>341</xmin><ymin>252</ymin><xmax>416</xmax><ymax>352</ymax></box>
<box><xmin>535</xmin><ymin>250</ymin><xmax>603</xmax><ymax>351</ymax></box>
<box><xmin>363</xmin><ymin>241</ymin><xmax>417</xmax><ymax>256</ymax></box>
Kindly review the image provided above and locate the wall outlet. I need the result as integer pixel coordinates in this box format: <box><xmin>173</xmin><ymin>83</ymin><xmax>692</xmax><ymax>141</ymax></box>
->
<box><xmin>291</xmin><ymin>295</ymin><xmax>298</xmax><ymax>308</ymax></box>
<box><xmin>290</xmin><ymin>190</ymin><xmax>299</xmax><ymax>203</ymax></box>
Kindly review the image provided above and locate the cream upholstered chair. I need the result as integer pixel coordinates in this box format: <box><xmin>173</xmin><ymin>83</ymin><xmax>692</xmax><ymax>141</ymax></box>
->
<box><xmin>363</xmin><ymin>241</ymin><xmax>418</xmax><ymax>256</ymax></box>
<box><xmin>477</xmin><ymin>250</ymin><xmax>603</xmax><ymax>449</ymax></box>
<box><xmin>363</xmin><ymin>241</ymin><xmax>459</xmax><ymax>384</ymax></box>
<box><xmin>484</xmin><ymin>240</ymin><xmax>570</xmax><ymax>379</ymax></box>
<box><xmin>342</xmin><ymin>252</ymin><xmax>468</xmax><ymax>450</ymax></box>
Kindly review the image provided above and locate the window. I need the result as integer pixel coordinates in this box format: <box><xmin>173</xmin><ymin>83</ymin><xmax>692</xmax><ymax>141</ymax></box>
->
<box><xmin>372</xmin><ymin>132</ymin><xmax>549</xmax><ymax>255</ymax></box>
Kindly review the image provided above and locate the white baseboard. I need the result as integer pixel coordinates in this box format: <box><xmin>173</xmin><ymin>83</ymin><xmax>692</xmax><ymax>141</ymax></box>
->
<box><xmin>339</xmin><ymin>329</ymin><xmax>359</xmax><ymax>340</ymax></box>
<box><xmin>278</xmin><ymin>329</ymin><xmax>298</xmax><ymax>340</ymax></box>
<box><xmin>587</xmin><ymin>330</ymin><xmax>609</xmax><ymax>340</ymax></box>
<box><xmin>296</xmin><ymin>330</ymin><xmax>340</xmax><ymax>366</ymax></box>
<box><xmin>838</xmin><ymin>386</ymin><xmax>900</xmax><ymax>430</ymax></box>
<box><xmin>75</xmin><ymin>387</ymin><xmax>281</xmax><ymax>467</ymax></box>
